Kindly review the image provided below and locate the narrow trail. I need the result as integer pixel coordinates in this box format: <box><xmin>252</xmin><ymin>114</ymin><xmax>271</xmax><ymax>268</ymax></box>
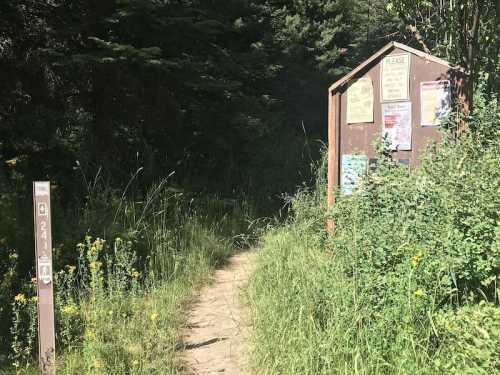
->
<box><xmin>182</xmin><ymin>250</ymin><xmax>257</xmax><ymax>375</ymax></box>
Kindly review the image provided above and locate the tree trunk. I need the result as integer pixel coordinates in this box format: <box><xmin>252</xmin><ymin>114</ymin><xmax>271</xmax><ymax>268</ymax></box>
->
<box><xmin>464</xmin><ymin>0</ymin><xmax>483</xmax><ymax>114</ymax></box>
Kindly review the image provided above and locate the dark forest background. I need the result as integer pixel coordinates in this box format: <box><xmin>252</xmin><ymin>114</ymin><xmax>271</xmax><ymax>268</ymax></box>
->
<box><xmin>0</xmin><ymin>1</ymin><xmax>399</xmax><ymax>199</ymax></box>
<box><xmin>1</xmin><ymin>0</ymin><xmax>498</xmax><ymax>203</ymax></box>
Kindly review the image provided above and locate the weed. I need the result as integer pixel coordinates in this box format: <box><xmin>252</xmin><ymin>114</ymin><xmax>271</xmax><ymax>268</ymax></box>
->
<box><xmin>5</xmin><ymin>177</ymin><xmax>253</xmax><ymax>374</ymax></box>
<box><xmin>248</xmin><ymin>95</ymin><xmax>499</xmax><ymax>374</ymax></box>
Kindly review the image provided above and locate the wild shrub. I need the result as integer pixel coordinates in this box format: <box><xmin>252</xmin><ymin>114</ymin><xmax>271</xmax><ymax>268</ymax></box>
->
<box><xmin>433</xmin><ymin>302</ymin><xmax>499</xmax><ymax>374</ymax></box>
<box><xmin>249</xmin><ymin>93</ymin><xmax>499</xmax><ymax>374</ymax></box>
<box><xmin>5</xmin><ymin>177</ymin><xmax>250</xmax><ymax>374</ymax></box>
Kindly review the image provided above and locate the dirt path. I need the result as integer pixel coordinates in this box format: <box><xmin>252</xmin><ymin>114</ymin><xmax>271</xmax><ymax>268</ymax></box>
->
<box><xmin>182</xmin><ymin>250</ymin><xmax>256</xmax><ymax>375</ymax></box>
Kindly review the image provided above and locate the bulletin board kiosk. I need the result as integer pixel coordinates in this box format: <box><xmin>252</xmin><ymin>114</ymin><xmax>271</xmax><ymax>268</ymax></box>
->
<box><xmin>327</xmin><ymin>42</ymin><xmax>467</xmax><ymax>230</ymax></box>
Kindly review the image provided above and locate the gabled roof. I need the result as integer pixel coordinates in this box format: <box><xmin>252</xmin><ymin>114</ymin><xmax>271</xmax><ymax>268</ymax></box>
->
<box><xmin>329</xmin><ymin>41</ymin><xmax>464</xmax><ymax>93</ymax></box>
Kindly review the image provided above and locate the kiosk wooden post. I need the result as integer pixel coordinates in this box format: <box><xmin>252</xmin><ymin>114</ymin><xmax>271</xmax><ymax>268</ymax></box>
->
<box><xmin>326</xmin><ymin>89</ymin><xmax>337</xmax><ymax>234</ymax></box>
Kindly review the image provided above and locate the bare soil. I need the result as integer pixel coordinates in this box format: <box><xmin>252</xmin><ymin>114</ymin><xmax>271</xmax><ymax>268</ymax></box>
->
<box><xmin>182</xmin><ymin>250</ymin><xmax>256</xmax><ymax>374</ymax></box>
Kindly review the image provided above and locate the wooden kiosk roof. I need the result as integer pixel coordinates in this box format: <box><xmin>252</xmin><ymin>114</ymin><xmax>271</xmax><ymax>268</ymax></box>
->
<box><xmin>328</xmin><ymin>41</ymin><xmax>464</xmax><ymax>94</ymax></box>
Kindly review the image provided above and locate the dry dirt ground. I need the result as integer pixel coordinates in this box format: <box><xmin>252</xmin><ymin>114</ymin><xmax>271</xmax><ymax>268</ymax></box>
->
<box><xmin>182</xmin><ymin>250</ymin><xmax>257</xmax><ymax>375</ymax></box>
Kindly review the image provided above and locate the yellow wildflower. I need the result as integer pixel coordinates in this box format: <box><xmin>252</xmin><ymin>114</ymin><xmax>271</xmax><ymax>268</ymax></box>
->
<box><xmin>132</xmin><ymin>270</ymin><xmax>140</xmax><ymax>279</ymax></box>
<box><xmin>62</xmin><ymin>304</ymin><xmax>78</xmax><ymax>315</ymax></box>
<box><xmin>31</xmin><ymin>277</ymin><xmax>37</xmax><ymax>285</ymax></box>
<box><xmin>5</xmin><ymin>158</ymin><xmax>18</xmax><ymax>167</ymax></box>
<box><xmin>94</xmin><ymin>238</ymin><xmax>104</xmax><ymax>251</ymax></box>
<box><xmin>414</xmin><ymin>288</ymin><xmax>425</xmax><ymax>297</ymax></box>
<box><xmin>76</xmin><ymin>243</ymin><xmax>84</xmax><ymax>250</ymax></box>
<box><xmin>85</xmin><ymin>329</ymin><xmax>96</xmax><ymax>339</ymax></box>
<box><xmin>150</xmin><ymin>312</ymin><xmax>160</xmax><ymax>322</ymax></box>
<box><xmin>89</xmin><ymin>261</ymin><xmax>102</xmax><ymax>270</ymax></box>
<box><xmin>87</xmin><ymin>245</ymin><xmax>98</xmax><ymax>257</ymax></box>
<box><xmin>410</xmin><ymin>251</ymin><xmax>424</xmax><ymax>267</ymax></box>
<box><xmin>66</xmin><ymin>265</ymin><xmax>76</xmax><ymax>273</ymax></box>
<box><xmin>8</xmin><ymin>252</ymin><xmax>18</xmax><ymax>260</ymax></box>
<box><xmin>30</xmin><ymin>296</ymin><xmax>38</xmax><ymax>303</ymax></box>
<box><xmin>14</xmin><ymin>294</ymin><xmax>26</xmax><ymax>303</ymax></box>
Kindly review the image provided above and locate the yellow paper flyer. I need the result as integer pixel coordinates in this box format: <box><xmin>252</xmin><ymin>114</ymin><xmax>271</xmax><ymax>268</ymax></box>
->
<box><xmin>420</xmin><ymin>80</ymin><xmax>451</xmax><ymax>126</ymax></box>
<box><xmin>347</xmin><ymin>78</ymin><xmax>373</xmax><ymax>124</ymax></box>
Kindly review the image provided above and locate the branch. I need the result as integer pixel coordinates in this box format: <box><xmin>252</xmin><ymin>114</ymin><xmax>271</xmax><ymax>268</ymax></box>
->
<box><xmin>466</xmin><ymin>0</ymin><xmax>482</xmax><ymax>70</ymax></box>
<box><xmin>406</xmin><ymin>24</ymin><xmax>431</xmax><ymax>54</ymax></box>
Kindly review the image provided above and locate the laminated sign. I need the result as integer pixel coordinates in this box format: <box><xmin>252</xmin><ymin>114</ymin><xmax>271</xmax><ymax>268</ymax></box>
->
<box><xmin>347</xmin><ymin>78</ymin><xmax>373</xmax><ymax>124</ymax></box>
<box><xmin>341</xmin><ymin>154</ymin><xmax>368</xmax><ymax>195</ymax></box>
<box><xmin>381</xmin><ymin>53</ymin><xmax>410</xmax><ymax>101</ymax></box>
<box><xmin>420</xmin><ymin>80</ymin><xmax>451</xmax><ymax>126</ymax></box>
<box><xmin>382</xmin><ymin>101</ymin><xmax>412</xmax><ymax>150</ymax></box>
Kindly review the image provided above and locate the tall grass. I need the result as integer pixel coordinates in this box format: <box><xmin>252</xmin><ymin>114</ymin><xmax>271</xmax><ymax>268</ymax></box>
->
<box><xmin>248</xmin><ymin>95</ymin><xmax>499</xmax><ymax>374</ymax></box>
<box><xmin>2</xmin><ymin>177</ymin><xmax>253</xmax><ymax>374</ymax></box>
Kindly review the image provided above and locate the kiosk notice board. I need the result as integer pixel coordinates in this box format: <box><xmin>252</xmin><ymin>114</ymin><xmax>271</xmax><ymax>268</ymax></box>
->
<box><xmin>326</xmin><ymin>41</ymin><xmax>467</xmax><ymax>230</ymax></box>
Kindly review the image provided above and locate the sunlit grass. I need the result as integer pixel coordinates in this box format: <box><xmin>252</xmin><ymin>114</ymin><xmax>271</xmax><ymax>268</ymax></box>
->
<box><xmin>3</xmin><ymin>179</ymin><xmax>250</xmax><ymax>374</ymax></box>
<box><xmin>247</xmin><ymin>125</ymin><xmax>500</xmax><ymax>374</ymax></box>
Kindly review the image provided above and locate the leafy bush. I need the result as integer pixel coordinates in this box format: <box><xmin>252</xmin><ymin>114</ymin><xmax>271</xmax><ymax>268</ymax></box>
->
<box><xmin>249</xmin><ymin>95</ymin><xmax>499</xmax><ymax>374</ymax></box>
<box><xmin>433</xmin><ymin>302</ymin><xmax>500</xmax><ymax>374</ymax></box>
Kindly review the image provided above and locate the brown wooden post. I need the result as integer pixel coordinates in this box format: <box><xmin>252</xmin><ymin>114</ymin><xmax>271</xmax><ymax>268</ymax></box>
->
<box><xmin>33</xmin><ymin>181</ymin><xmax>56</xmax><ymax>375</ymax></box>
<box><xmin>326</xmin><ymin>89</ymin><xmax>337</xmax><ymax>234</ymax></box>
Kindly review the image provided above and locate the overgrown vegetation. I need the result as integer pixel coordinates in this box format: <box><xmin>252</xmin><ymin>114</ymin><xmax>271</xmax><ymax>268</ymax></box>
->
<box><xmin>248</xmin><ymin>92</ymin><xmax>499</xmax><ymax>374</ymax></box>
<box><xmin>8</xmin><ymin>236</ymin><xmax>222</xmax><ymax>375</ymax></box>
<box><xmin>0</xmin><ymin>179</ymin><xmax>252</xmax><ymax>373</ymax></box>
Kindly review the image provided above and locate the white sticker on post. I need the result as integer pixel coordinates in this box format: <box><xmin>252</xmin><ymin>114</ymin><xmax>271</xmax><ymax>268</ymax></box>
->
<box><xmin>34</xmin><ymin>182</ymin><xmax>50</xmax><ymax>197</ymax></box>
<box><xmin>38</xmin><ymin>255</ymin><xmax>53</xmax><ymax>285</ymax></box>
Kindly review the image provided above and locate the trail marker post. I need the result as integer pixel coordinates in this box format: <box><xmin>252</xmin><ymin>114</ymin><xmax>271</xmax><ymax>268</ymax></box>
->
<box><xmin>33</xmin><ymin>181</ymin><xmax>56</xmax><ymax>374</ymax></box>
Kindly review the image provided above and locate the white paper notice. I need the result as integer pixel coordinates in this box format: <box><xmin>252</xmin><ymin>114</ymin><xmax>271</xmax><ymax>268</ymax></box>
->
<box><xmin>381</xmin><ymin>53</ymin><xmax>410</xmax><ymax>101</ymax></box>
<box><xmin>420</xmin><ymin>80</ymin><xmax>451</xmax><ymax>126</ymax></box>
<box><xmin>347</xmin><ymin>78</ymin><xmax>373</xmax><ymax>124</ymax></box>
<box><xmin>382</xmin><ymin>101</ymin><xmax>412</xmax><ymax>150</ymax></box>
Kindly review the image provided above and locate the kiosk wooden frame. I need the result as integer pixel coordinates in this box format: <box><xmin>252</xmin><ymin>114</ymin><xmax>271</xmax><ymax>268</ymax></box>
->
<box><xmin>327</xmin><ymin>42</ymin><xmax>467</xmax><ymax>232</ymax></box>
